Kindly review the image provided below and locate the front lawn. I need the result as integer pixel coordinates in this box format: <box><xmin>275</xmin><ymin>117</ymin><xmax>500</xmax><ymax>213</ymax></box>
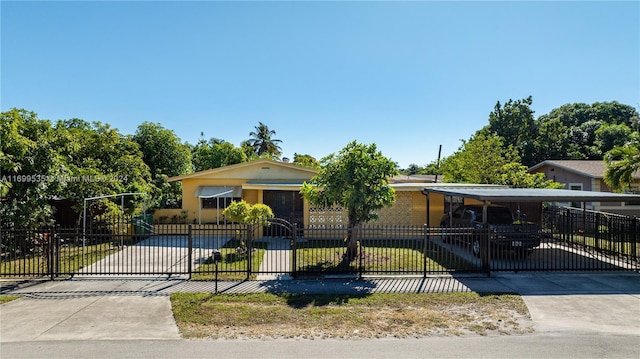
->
<box><xmin>171</xmin><ymin>292</ymin><xmax>533</xmax><ymax>339</ymax></box>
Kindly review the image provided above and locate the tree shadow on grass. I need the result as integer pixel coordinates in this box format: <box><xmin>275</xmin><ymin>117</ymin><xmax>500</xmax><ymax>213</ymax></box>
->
<box><xmin>280</xmin><ymin>293</ymin><xmax>370</xmax><ymax>308</ymax></box>
<box><xmin>255</xmin><ymin>277</ymin><xmax>378</xmax><ymax>308</ymax></box>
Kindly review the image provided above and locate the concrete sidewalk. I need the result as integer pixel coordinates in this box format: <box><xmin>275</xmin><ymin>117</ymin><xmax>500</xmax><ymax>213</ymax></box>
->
<box><xmin>1</xmin><ymin>272</ymin><xmax>639</xmax><ymax>343</ymax></box>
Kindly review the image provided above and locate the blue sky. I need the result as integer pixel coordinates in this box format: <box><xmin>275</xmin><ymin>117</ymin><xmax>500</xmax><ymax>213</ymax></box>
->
<box><xmin>2</xmin><ymin>1</ymin><xmax>638</xmax><ymax>169</ymax></box>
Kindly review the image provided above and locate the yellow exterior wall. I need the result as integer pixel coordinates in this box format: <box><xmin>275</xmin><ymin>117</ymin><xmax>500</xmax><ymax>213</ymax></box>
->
<box><xmin>154</xmin><ymin>159</ymin><xmax>505</xmax><ymax>230</ymax></box>
<box><xmin>182</xmin><ymin>178</ymin><xmax>247</xmax><ymax>224</ymax></box>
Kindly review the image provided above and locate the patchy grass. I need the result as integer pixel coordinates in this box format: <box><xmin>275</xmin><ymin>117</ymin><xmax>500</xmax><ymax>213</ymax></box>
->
<box><xmin>296</xmin><ymin>246</ymin><xmax>449</xmax><ymax>274</ymax></box>
<box><xmin>0</xmin><ymin>243</ymin><xmax>116</xmax><ymax>277</ymax></box>
<box><xmin>191</xmin><ymin>248</ymin><xmax>266</xmax><ymax>281</ymax></box>
<box><xmin>171</xmin><ymin>292</ymin><xmax>533</xmax><ymax>339</ymax></box>
<box><xmin>0</xmin><ymin>295</ymin><xmax>20</xmax><ymax>304</ymax></box>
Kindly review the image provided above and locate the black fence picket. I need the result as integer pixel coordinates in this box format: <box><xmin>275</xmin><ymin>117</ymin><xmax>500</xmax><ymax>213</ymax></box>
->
<box><xmin>1</xmin><ymin>208</ymin><xmax>638</xmax><ymax>279</ymax></box>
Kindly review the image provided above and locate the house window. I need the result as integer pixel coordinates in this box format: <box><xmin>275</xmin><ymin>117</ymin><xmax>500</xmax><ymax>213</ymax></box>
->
<box><xmin>201</xmin><ymin>197</ymin><xmax>241</xmax><ymax>209</ymax></box>
<box><xmin>569</xmin><ymin>183</ymin><xmax>583</xmax><ymax>208</ymax></box>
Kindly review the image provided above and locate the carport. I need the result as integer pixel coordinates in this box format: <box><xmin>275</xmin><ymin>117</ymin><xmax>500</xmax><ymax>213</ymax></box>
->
<box><xmin>420</xmin><ymin>187</ymin><xmax>640</xmax><ymax>273</ymax></box>
<box><xmin>421</xmin><ymin>187</ymin><xmax>640</xmax><ymax>228</ymax></box>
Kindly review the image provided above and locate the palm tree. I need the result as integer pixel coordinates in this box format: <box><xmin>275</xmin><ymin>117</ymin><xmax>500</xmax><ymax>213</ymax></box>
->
<box><xmin>604</xmin><ymin>132</ymin><xmax>640</xmax><ymax>192</ymax></box>
<box><xmin>247</xmin><ymin>122</ymin><xmax>282</xmax><ymax>159</ymax></box>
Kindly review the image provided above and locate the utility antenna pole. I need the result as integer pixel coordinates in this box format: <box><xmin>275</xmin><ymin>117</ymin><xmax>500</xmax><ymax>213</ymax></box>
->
<box><xmin>434</xmin><ymin>145</ymin><xmax>442</xmax><ymax>183</ymax></box>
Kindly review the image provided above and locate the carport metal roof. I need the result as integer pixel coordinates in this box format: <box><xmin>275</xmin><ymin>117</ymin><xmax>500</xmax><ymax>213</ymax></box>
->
<box><xmin>420</xmin><ymin>187</ymin><xmax>640</xmax><ymax>203</ymax></box>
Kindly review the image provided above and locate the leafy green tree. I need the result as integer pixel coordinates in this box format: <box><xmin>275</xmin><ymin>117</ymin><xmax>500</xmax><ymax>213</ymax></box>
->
<box><xmin>192</xmin><ymin>136</ymin><xmax>246</xmax><ymax>172</ymax></box>
<box><xmin>498</xmin><ymin>163</ymin><xmax>564</xmax><ymax>189</ymax></box>
<box><xmin>595</xmin><ymin>123</ymin><xmax>632</xmax><ymax>155</ymax></box>
<box><xmin>300</xmin><ymin>141</ymin><xmax>398</xmax><ymax>260</ymax></box>
<box><xmin>400</xmin><ymin>161</ymin><xmax>441</xmax><ymax>176</ymax></box>
<box><xmin>440</xmin><ymin>133</ymin><xmax>519</xmax><ymax>184</ymax></box>
<box><xmin>533</xmin><ymin>101</ymin><xmax>638</xmax><ymax>164</ymax></box>
<box><xmin>405</xmin><ymin>164</ymin><xmax>421</xmax><ymax>175</ymax></box>
<box><xmin>292</xmin><ymin>153</ymin><xmax>319</xmax><ymax>169</ymax></box>
<box><xmin>246</xmin><ymin>122</ymin><xmax>282</xmax><ymax>159</ymax></box>
<box><xmin>533</xmin><ymin>117</ymin><xmax>570</xmax><ymax>163</ymax></box>
<box><xmin>604</xmin><ymin>132</ymin><xmax>640</xmax><ymax>192</ymax></box>
<box><xmin>133</xmin><ymin>122</ymin><xmax>191</xmax><ymax>177</ymax></box>
<box><xmin>133</xmin><ymin>122</ymin><xmax>192</xmax><ymax>209</ymax></box>
<box><xmin>223</xmin><ymin>200</ymin><xmax>274</xmax><ymax>226</ymax></box>
<box><xmin>0</xmin><ymin>109</ymin><xmax>63</xmax><ymax>227</ymax></box>
<box><xmin>483</xmin><ymin>96</ymin><xmax>537</xmax><ymax>166</ymax></box>
<box><xmin>54</xmin><ymin>119</ymin><xmax>153</xmax><ymax>222</ymax></box>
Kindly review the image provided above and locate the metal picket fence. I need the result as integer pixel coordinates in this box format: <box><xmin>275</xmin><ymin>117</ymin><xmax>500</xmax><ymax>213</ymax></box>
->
<box><xmin>1</xmin><ymin>208</ymin><xmax>638</xmax><ymax>280</ymax></box>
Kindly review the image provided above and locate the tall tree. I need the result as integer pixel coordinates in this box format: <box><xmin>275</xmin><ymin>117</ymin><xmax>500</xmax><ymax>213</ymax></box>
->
<box><xmin>1</xmin><ymin>110</ymin><xmax>153</xmax><ymax>227</ymax></box>
<box><xmin>292</xmin><ymin>153</ymin><xmax>319</xmax><ymax>169</ymax></box>
<box><xmin>133</xmin><ymin>122</ymin><xmax>192</xmax><ymax>209</ymax></box>
<box><xmin>440</xmin><ymin>133</ymin><xmax>519</xmax><ymax>184</ymax></box>
<box><xmin>247</xmin><ymin>122</ymin><xmax>282</xmax><ymax>159</ymax></box>
<box><xmin>300</xmin><ymin>141</ymin><xmax>398</xmax><ymax>260</ymax></box>
<box><xmin>55</xmin><ymin>119</ymin><xmax>152</xmax><ymax>222</ymax></box>
<box><xmin>604</xmin><ymin>132</ymin><xmax>640</xmax><ymax>192</ymax></box>
<box><xmin>1</xmin><ymin>109</ymin><xmax>63</xmax><ymax>227</ymax></box>
<box><xmin>192</xmin><ymin>136</ymin><xmax>246</xmax><ymax>172</ymax></box>
<box><xmin>133</xmin><ymin>122</ymin><xmax>191</xmax><ymax>177</ymax></box>
<box><xmin>484</xmin><ymin>96</ymin><xmax>537</xmax><ymax>166</ymax></box>
<box><xmin>533</xmin><ymin>101</ymin><xmax>638</xmax><ymax>164</ymax></box>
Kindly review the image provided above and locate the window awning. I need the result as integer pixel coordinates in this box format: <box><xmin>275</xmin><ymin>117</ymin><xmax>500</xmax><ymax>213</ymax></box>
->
<box><xmin>195</xmin><ymin>186</ymin><xmax>242</xmax><ymax>198</ymax></box>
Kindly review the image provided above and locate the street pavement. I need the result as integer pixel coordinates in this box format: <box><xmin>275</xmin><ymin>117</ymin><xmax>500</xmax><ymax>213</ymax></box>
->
<box><xmin>1</xmin><ymin>272</ymin><xmax>639</xmax><ymax>358</ymax></box>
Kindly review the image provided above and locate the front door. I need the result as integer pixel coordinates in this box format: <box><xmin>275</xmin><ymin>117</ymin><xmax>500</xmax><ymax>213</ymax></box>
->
<box><xmin>263</xmin><ymin>190</ymin><xmax>304</xmax><ymax>236</ymax></box>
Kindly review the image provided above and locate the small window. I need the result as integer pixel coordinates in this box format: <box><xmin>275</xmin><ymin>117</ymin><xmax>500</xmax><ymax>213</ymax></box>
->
<box><xmin>569</xmin><ymin>183</ymin><xmax>583</xmax><ymax>208</ymax></box>
<box><xmin>202</xmin><ymin>197</ymin><xmax>241</xmax><ymax>209</ymax></box>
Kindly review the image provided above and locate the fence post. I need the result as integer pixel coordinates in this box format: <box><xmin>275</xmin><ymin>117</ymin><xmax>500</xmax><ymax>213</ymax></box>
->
<box><xmin>50</xmin><ymin>226</ymin><xmax>56</xmax><ymax>280</ymax></box>
<box><xmin>633</xmin><ymin>217</ymin><xmax>638</xmax><ymax>273</ymax></box>
<box><xmin>358</xmin><ymin>224</ymin><xmax>363</xmax><ymax>279</ymax></box>
<box><xmin>187</xmin><ymin>224</ymin><xmax>192</xmax><ymax>280</ymax></box>
<box><xmin>423</xmin><ymin>224</ymin><xmax>428</xmax><ymax>278</ymax></box>
<box><xmin>291</xmin><ymin>223</ymin><xmax>297</xmax><ymax>279</ymax></box>
<box><xmin>482</xmin><ymin>228</ymin><xmax>491</xmax><ymax>275</ymax></box>
<box><xmin>247</xmin><ymin>224</ymin><xmax>253</xmax><ymax>280</ymax></box>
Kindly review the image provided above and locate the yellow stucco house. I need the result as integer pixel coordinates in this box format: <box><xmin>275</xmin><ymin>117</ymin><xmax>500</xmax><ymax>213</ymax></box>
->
<box><xmin>153</xmin><ymin>159</ymin><xmax>498</xmax><ymax>229</ymax></box>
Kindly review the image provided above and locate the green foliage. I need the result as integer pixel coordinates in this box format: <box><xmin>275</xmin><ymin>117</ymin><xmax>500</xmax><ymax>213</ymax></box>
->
<box><xmin>604</xmin><ymin>132</ymin><xmax>640</xmax><ymax>192</ymax></box>
<box><xmin>246</xmin><ymin>122</ymin><xmax>282</xmax><ymax>159</ymax></box>
<box><xmin>133</xmin><ymin>122</ymin><xmax>192</xmax><ymax>177</ymax></box>
<box><xmin>1</xmin><ymin>109</ymin><xmax>153</xmax><ymax>227</ymax></box>
<box><xmin>401</xmin><ymin>161</ymin><xmax>440</xmax><ymax>176</ymax></box>
<box><xmin>222</xmin><ymin>200</ymin><xmax>274</xmax><ymax>225</ymax></box>
<box><xmin>485</xmin><ymin>96</ymin><xmax>537</xmax><ymax>166</ymax></box>
<box><xmin>293</xmin><ymin>153</ymin><xmax>320</xmax><ymax>169</ymax></box>
<box><xmin>192</xmin><ymin>136</ymin><xmax>247</xmax><ymax>172</ymax></box>
<box><xmin>301</xmin><ymin>141</ymin><xmax>398</xmax><ymax>226</ymax></box>
<box><xmin>595</xmin><ymin>123</ymin><xmax>632</xmax><ymax>155</ymax></box>
<box><xmin>1</xmin><ymin>109</ymin><xmax>63</xmax><ymax>227</ymax></box>
<box><xmin>532</xmin><ymin>101</ymin><xmax>638</xmax><ymax>165</ymax></box>
<box><xmin>440</xmin><ymin>133</ymin><xmax>519</xmax><ymax>184</ymax></box>
<box><xmin>498</xmin><ymin>163</ymin><xmax>564</xmax><ymax>189</ymax></box>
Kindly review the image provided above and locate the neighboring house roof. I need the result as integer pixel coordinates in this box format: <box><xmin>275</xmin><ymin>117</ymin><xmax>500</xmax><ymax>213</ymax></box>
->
<box><xmin>168</xmin><ymin>159</ymin><xmax>318</xmax><ymax>182</ymax></box>
<box><xmin>391</xmin><ymin>174</ymin><xmax>442</xmax><ymax>183</ymax></box>
<box><xmin>422</xmin><ymin>187</ymin><xmax>640</xmax><ymax>203</ymax></box>
<box><xmin>528</xmin><ymin>160</ymin><xmax>640</xmax><ymax>179</ymax></box>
